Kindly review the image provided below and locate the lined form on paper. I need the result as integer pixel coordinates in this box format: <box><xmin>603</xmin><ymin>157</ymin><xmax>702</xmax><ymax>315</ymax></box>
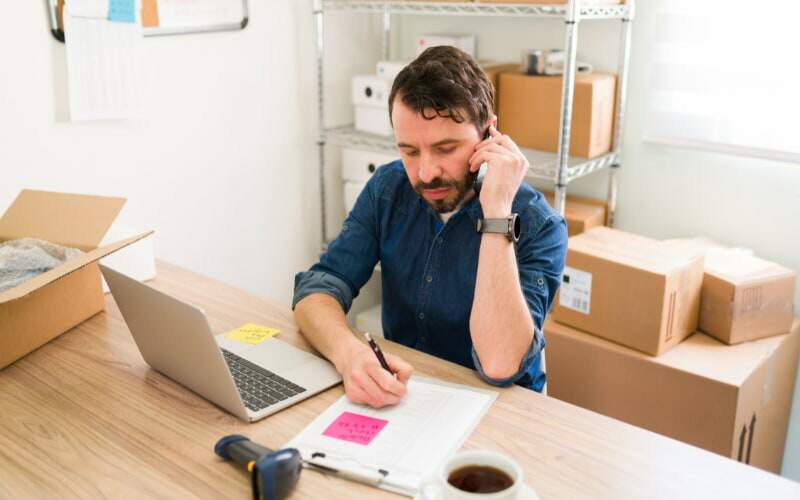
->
<box><xmin>287</xmin><ymin>376</ymin><xmax>497</xmax><ymax>496</ymax></box>
<box><xmin>64</xmin><ymin>0</ymin><xmax>142</xmax><ymax>121</ymax></box>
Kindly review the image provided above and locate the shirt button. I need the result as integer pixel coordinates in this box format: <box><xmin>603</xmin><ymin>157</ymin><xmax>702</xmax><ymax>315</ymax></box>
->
<box><xmin>418</xmin><ymin>312</ymin><xmax>425</xmax><ymax>320</ymax></box>
<box><xmin>537</xmin><ymin>278</ymin><xmax>545</xmax><ymax>286</ymax></box>
<box><xmin>426</xmin><ymin>275</ymin><xmax>433</xmax><ymax>283</ymax></box>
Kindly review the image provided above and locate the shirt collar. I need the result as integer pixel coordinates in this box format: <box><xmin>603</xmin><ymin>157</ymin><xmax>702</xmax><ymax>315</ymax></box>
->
<box><xmin>414</xmin><ymin>190</ymin><xmax>484</xmax><ymax>224</ymax></box>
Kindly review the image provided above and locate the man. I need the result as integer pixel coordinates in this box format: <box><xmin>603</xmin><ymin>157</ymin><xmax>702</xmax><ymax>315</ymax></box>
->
<box><xmin>293</xmin><ymin>46</ymin><xmax>567</xmax><ymax>408</ymax></box>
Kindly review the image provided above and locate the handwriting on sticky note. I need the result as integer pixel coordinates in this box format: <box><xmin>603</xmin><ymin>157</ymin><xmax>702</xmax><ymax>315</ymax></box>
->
<box><xmin>225</xmin><ymin>323</ymin><xmax>280</xmax><ymax>345</ymax></box>
<box><xmin>322</xmin><ymin>412</ymin><xmax>389</xmax><ymax>446</ymax></box>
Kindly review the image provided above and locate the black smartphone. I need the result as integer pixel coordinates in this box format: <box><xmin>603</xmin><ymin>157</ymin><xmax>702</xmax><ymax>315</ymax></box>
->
<box><xmin>472</xmin><ymin>128</ymin><xmax>492</xmax><ymax>195</ymax></box>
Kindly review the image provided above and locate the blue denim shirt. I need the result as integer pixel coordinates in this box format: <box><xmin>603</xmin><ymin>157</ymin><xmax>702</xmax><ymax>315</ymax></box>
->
<box><xmin>293</xmin><ymin>160</ymin><xmax>567</xmax><ymax>392</ymax></box>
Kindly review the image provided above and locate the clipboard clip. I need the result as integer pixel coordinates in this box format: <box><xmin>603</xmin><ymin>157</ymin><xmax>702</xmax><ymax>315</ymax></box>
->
<box><xmin>305</xmin><ymin>452</ymin><xmax>389</xmax><ymax>487</ymax></box>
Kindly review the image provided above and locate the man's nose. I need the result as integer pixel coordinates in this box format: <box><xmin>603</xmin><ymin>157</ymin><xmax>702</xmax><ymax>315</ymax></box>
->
<box><xmin>418</xmin><ymin>155</ymin><xmax>441</xmax><ymax>184</ymax></box>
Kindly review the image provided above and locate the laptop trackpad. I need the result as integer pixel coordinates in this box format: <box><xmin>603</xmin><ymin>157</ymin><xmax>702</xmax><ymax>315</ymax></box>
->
<box><xmin>218</xmin><ymin>336</ymin><xmax>319</xmax><ymax>376</ymax></box>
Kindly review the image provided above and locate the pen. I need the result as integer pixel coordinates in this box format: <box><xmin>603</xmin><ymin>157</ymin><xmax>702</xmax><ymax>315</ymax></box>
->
<box><xmin>362</xmin><ymin>332</ymin><xmax>393</xmax><ymax>374</ymax></box>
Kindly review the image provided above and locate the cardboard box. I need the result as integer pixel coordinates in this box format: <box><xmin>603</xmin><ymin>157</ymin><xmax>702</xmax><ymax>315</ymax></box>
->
<box><xmin>498</xmin><ymin>71</ymin><xmax>616</xmax><ymax>158</ymax></box>
<box><xmin>0</xmin><ymin>190</ymin><xmax>152</xmax><ymax>369</ymax></box>
<box><xmin>545</xmin><ymin>318</ymin><xmax>800</xmax><ymax>474</ymax></box>
<box><xmin>479</xmin><ymin>61</ymin><xmax>520</xmax><ymax>111</ymax></box>
<box><xmin>552</xmin><ymin>227</ymin><xmax>704</xmax><ymax>355</ymax></box>
<box><xmin>542</xmin><ymin>191</ymin><xmax>606</xmax><ymax>236</ymax></box>
<box><xmin>700</xmin><ymin>252</ymin><xmax>796</xmax><ymax>344</ymax></box>
<box><xmin>662</xmin><ymin>239</ymin><xmax>797</xmax><ymax>344</ymax></box>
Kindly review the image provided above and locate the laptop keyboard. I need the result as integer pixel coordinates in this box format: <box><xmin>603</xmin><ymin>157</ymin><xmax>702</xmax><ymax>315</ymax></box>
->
<box><xmin>221</xmin><ymin>349</ymin><xmax>307</xmax><ymax>412</ymax></box>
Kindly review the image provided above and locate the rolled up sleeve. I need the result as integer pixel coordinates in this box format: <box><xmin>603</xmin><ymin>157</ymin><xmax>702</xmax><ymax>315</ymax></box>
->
<box><xmin>471</xmin><ymin>327</ymin><xmax>545</xmax><ymax>387</ymax></box>
<box><xmin>292</xmin><ymin>167</ymin><xmax>385</xmax><ymax>313</ymax></box>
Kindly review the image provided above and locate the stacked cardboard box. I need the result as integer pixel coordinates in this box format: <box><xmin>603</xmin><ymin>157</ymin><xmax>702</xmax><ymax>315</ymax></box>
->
<box><xmin>542</xmin><ymin>191</ymin><xmax>606</xmax><ymax>236</ymax></box>
<box><xmin>498</xmin><ymin>71</ymin><xmax>616</xmax><ymax>158</ymax></box>
<box><xmin>546</xmin><ymin>227</ymin><xmax>799</xmax><ymax>473</ymax></box>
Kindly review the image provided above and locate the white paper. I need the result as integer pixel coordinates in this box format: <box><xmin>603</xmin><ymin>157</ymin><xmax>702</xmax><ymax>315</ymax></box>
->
<box><xmin>559</xmin><ymin>266</ymin><xmax>592</xmax><ymax>314</ymax></box>
<box><xmin>156</xmin><ymin>0</ymin><xmax>244</xmax><ymax>28</ymax></box>
<box><xmin>64</xmin><ymin>1</ymin><xmax>142</xmax><ymax>121</ymax></box>
<box><xmin>287</xmin><ymin>376</ymin><xmax>496</xmax><ymax>497</ymax></box>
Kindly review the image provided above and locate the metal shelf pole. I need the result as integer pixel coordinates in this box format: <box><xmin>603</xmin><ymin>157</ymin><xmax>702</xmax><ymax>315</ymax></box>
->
<box><xmin>606</xmin><ymin>0</ymin><xmax>634</xmax><ymax>227</ymax></box>
<box><xmin>553</xmin><ymin>0</ymin><xmax>581</xmax><ymax>216</ymax></box>
<box><xmin>382</xmin><ymin>5</ymin><xmax>391</xmax><ymax>60</ymax></box>
<box><xmin>314</xmin><ymin>0</ymin><xmax>328</xmax><ymax>246</ymax></box>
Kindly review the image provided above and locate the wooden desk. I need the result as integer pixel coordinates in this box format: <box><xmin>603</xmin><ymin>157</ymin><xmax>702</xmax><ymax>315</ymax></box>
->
<box><xmin>1</xmin><ymin>261</ymin><xmax>798</xmax><ymax>499</ymax></box>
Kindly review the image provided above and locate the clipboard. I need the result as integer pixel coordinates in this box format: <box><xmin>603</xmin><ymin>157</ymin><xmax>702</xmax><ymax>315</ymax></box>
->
<box><xmin>287</xmin><ymin>376</ymin><xmax>498</xmax><ymax>497</ymax></box>
<box><xmin>47</xmin><ymin>0</ymin><xmax>249</xmax><ymax>42</ymax></box>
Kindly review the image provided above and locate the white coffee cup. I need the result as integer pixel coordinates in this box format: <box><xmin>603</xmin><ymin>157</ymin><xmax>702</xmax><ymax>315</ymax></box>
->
<box><xmin>419</xmin><ymin>450</ymin><xmax>523</xmax><ymax>500</ymax></box>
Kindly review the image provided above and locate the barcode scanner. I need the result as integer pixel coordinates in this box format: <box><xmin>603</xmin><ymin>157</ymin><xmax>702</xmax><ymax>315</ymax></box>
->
<box><xmin>215</xmin><ymin>435</ymin><xmax>303</xmax><ymax>500</ymax></box>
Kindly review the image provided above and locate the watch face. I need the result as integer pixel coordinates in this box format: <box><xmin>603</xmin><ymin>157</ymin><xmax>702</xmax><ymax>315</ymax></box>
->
<box><xmin>511</xmin><ymin>214</ymin><xmax>521</xmax><ymax>243</ymax></box>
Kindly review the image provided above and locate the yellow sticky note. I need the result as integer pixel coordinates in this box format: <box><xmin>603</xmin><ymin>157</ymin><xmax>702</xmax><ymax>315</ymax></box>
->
<box><xmin>225</xmin><ymin>323</ymin><xmax>280</xmax><ymax>345</ymax></box>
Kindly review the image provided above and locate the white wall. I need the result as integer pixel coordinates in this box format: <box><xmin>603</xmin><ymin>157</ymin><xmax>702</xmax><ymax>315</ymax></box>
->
<box><xmin>395</xmin><ymin>6</ymin><xmax>800</xmax><ymax>481</ymax></box>
<box><xmin>0</xmin><ymin>1</ymin><xmax>382</xmax><ymax>308</ymax></box>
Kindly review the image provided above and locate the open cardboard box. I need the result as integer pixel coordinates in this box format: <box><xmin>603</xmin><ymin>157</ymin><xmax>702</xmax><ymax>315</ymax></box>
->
<box><xmin>0</xmin><ymin>190</ymin><xmax>152</xmax><ymax>369</ymax></box>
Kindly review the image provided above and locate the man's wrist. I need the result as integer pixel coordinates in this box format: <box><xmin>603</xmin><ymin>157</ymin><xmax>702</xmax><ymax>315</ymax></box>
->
<box><xmin>332</xmin><ymin>332</ymin><xmax>366</xmax><ymax>373</ymax></box>
<box><xmin>482</xmin><ymin>203</ymin><xmax>513</xmax><ymax>218</ymax></box>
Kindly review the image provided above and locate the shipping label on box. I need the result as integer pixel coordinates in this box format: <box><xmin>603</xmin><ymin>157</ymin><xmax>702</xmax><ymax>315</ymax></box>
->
<box><xmin>559</xmin><ymin>266</ymin><xmax>592</xmax><ymax>314</ymax></box>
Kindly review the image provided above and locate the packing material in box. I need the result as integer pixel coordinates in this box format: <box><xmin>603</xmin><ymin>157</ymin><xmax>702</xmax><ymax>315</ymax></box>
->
<box><xmin>542</xmin><ymin>191</ymin><xmax>606</xmax><ymax>236</ymax></box>
<box><xmin>700</xmin><ymin>252</ymin><xmax>796</xmax><ymax>344</ymax></box>
<box><xmin>498</xmin><ymin>72</ymin><xmax>616</xmax><ymax>158</ymax></box>
<box><xmin>552</xmin><ymin>227</ymin><xmax>704</xmax><ymax>355</ymax></box>
<box><xmin>545</xmin><ymin>318</ymin><xmax>800</xmax><ymax>474</ymax></box>
<box><xmin>0</xmin><ymin>190</ymin><xmax>152</xmax><ymax>369</ymax></box>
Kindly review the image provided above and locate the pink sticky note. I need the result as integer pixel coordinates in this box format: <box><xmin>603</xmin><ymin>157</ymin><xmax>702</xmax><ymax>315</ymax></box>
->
<box><xmin>322</xmin><ymin>411</ymin><xmax>389</xmax><ymax>445</ymax></box>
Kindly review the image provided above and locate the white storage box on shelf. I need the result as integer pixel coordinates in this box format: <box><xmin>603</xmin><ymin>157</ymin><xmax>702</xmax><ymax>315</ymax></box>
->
<box><xmin>342</xmin><ymin>148</ymin><xmax>398</xmax><ymax>182</ymax></box>
<box><xmin>377</xmin><ymin>60</ymin><xmax>408</xmax><ymax>80</ymax></box>
<box><xmin>342</xmin><ymin>148</ymin><xmax>398</xmax><ymax>214</ymax></box>
<box><xmin>416</xmin><ymin>34</ymin><xmax>476</xmax><ymax>58</ymax></box>
<box><xmin>352</xmin><ymin>75</ymin><xmax>393</xmax><ymax>136</ymax></box>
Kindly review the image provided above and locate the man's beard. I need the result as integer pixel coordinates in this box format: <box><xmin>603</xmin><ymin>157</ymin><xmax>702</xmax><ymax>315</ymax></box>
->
<box><xmin>414</xmin><ymin>172</ymin><xmax>476</xmax><ymax>213</ymax></box>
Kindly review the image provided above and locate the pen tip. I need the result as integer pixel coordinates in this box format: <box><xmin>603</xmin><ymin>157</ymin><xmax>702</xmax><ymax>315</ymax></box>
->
<box><xmin>364</xmin><ymin>331</ymin><xmax>372</xmax><ymax>341</ymax></box>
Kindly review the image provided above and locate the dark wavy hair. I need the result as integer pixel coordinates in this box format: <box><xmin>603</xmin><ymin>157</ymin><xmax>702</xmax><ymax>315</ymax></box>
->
<box><xmin>388</xmin><ymin>46</ymin><xmax>493</xmax><ymax>135</ymax></box>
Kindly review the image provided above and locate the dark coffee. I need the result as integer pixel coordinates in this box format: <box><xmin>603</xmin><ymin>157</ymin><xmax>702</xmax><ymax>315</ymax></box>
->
<box><xmin>447</xmin><ymin>464</ymin><xmax>514</xmax><ymax>494</ymax></box>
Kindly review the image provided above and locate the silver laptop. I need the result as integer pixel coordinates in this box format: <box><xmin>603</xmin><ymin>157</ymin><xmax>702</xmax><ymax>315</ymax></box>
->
<box><xmin>100</xmin><ymin>264</ymin><xmax>342</xmax><ymax>422</ymax></box>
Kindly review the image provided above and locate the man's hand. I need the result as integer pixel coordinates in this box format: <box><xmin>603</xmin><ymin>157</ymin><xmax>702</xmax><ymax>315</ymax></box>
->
<box><xmin>469</xmin><ymin>124</ymin><xmax>529</xmax><ymax>218</ymax></box>
<box><xmin>335</xmin><ymin>341</ymin><xmax>414</xmax><ymax>408</ymax></box>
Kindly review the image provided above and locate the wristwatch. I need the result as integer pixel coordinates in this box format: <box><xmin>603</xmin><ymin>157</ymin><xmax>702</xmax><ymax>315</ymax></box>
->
<box><xmin>476</xmin><ymin>214</ymin><xmax>521</xmax><ymax>243</ymax></box>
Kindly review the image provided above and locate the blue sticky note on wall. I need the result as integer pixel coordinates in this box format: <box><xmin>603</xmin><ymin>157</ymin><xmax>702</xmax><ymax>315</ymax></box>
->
<box><xmin>108</xmin><ymin>0</ymin><xmax>136</xmax><ymax>23</ymax></box>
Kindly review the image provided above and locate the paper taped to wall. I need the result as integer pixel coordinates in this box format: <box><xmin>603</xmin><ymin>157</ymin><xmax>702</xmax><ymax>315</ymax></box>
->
<box><xmin>64</xmin><ymin>0</ymin><xmax>142</xmax><ymax>121</ymax></box>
